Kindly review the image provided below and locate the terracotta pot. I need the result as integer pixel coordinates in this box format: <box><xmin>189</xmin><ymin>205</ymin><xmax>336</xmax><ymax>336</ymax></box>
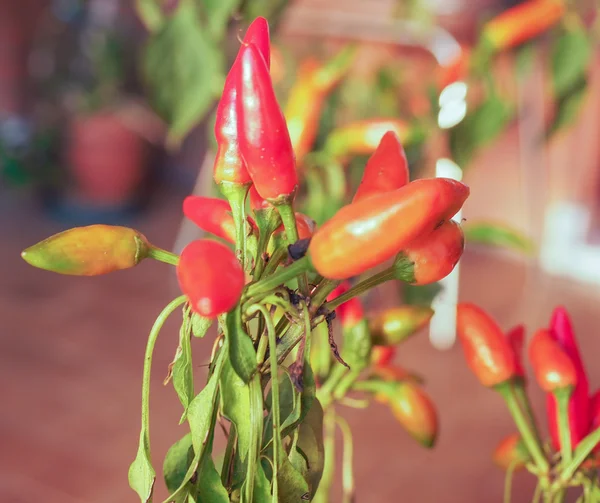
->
<box><xmin>66</xmin><ymin>112</ymin><xmax>146</xmax><ymax>205</ymax></box>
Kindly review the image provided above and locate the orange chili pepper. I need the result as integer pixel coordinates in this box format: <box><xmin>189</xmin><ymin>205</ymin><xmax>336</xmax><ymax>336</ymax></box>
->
<box><xmin>529</xmin><ymin>329</ymin><xmax>577</xmax><ymax>392</ymax></box>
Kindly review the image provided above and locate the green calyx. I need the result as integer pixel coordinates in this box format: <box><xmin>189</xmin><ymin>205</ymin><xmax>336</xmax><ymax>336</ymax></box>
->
<box><xmin>391</xmin><ymin>252</ymin><xmax>416</xmax><ymax>283</ymax></box>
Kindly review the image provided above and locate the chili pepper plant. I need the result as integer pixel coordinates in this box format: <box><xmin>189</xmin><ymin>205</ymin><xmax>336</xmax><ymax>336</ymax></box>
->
<box><xmin>22</xmin><ymin>17</ymin><xmax>470</xmax><ymax>503</ymax></box>
<box><xmin>457</xmin><ymin>303</ymin><xmax>600</xmax><ymax>502</ymax></box>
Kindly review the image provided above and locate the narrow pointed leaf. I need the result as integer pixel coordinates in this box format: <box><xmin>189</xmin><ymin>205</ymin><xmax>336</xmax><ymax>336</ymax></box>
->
<box><xmin>226</xmin><ymin>305</ymin><xmax>257</xmax><ymax>383</ymax></box>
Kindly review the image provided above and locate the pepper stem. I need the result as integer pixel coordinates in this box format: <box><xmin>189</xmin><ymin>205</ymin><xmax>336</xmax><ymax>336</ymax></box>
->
<box><xmin>554</xmin><ymin>424</ymin><xmax>600</xmax><ymax>487</ymax></box>
<box><xmin>325</xmin><ymin>267</ymin><xmax>397</xmax><ymax>311</ymax></box>
<box><xmin>276</xmin><ymin>201</ymin><xmax>309</xmax><ymax>296</ymax></box>
<box><xmin>147</xmin><ymin>246</ymin><xmax>180</xmax><ymax>266</ymax></box>
<box><xmin>514</xmin><ymin>381</ymin><xmax>543</xmax><ymax>447</ymax></box>
<box><xmin>497</xmin><ymin>382</ymin><xmax>549</xmax><ymax>474</ymax></box>
<box><xmin>245</xmin><ymin>256</ymin><xmax>312</xmax><ymax>298</ymax></box>
<box><xmin>336</xmin><ymin>414</ymin><xmax>355</xmax><ymax>503</ymax></box>
<box><xmin>555</xmin><ymin>387</ymin><xmax>574</xmax><ymax>466</ymax></box>
<box><xmin>219</xmin><ymin>181</ymin><xmax>251</xmax><ymax>269</ymax></box>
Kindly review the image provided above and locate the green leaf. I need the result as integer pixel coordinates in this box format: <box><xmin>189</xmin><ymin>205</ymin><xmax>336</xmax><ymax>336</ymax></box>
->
<box><xmin>128</xmin><ymin>429</ymin><xmax>156</xmax><ymax>503</ymax></box>
<box><xmin>294</xmin><ymin>398</ymin><xmax>325</xmax><ymax>495</ymax></box>
<box><xmin>143</xmin><ymin>0</ymin><xmax>223</xmax><ymax>146</ymax></box>
<box><xmin>135</xmin><ymin>0</ymin><xmax>164</xmax><ymax>32</ymax></box>
<box><xmin>220</xmin><ymin>359</ymin><xmax>252</xmax><ymax>464</ymax></box>
<box><xmin>401</xmin><ymin>282</ymin><xmax>441</xmax><ymax>306</ymax></box>
<box><xmin>225</xmin><ymin>306</ymin><xmax>257</xmax><ymax>383</ymax></box>
<box><xmin>449</xmin><ymin>93</ymin><xmax>511</xmax><ymax>167</ymax></box>
<box><xmin>252</xmin><ymin>463</ymin><xmax>272</xmax><ymax>502</ymax></box>
<box><xmin>341</xmin><ymin>319</ymin><xmax>371</xmax><ymax>371</ymax></box>
<box><xmin>241</xmin><ymin>374</ymin><xmax>264</xmax><ymax>503</ymax></box>
<box><xmin>163</xmin><ymin>433</ymin><xmax>194</xmax><ymax>494</ymax></box>
<box><xmin>170</xmin><ymin>311</ymin><xmax>194</xmax><ymax>423</ymax></box>
<box><xmin>276</xmin><ymin>443</ymin><xmax>311</xmax><ymax>503</ymax></box>
<box><xmin>551</xmin><ymin>28</ymin><xmax>590</xmax><ymax>99</ymax></box>
<box><xmin>197</xmin><ymin>0</ymin><xmax>242</xmax><ymax>40</ymax></box>
<box><xmin>464</xmin><ymin>222</ymin><xmax>535</xmax><ymax>255</ymax></box>
<box><xmin>547</xmin><ymin>76</ymin><xmax>587</xmax><ymax>135</ymax></box>
<box><xmin>195</xmin><ymin>455</ymin><xmax>229</xmax><ymax>503</ymax></box>
<box><xmin>263</xmin><ymin>372</ymin><xmax>301</xmax><ymax>450</ymax></box>
<box><xmin>191</xmin><ymin>313</ymin><xmax>212</xmax><ymax>338</ymax></box>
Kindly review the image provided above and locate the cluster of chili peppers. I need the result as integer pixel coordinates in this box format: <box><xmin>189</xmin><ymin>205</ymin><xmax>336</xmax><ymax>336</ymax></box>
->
<box><xmin>457</xmin><ymin>303</ymin><xmax>600</xmax><ymax>502</ymax></box>
<box><xmin>20</xmin><ymin>16</ymin><xmax>471</xmax><ymax>503</ymax></box>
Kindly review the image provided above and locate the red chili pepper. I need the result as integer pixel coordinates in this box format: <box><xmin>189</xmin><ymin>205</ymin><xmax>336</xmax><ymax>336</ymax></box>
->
<box><xmin>393</xmin><ymin>219</ymin><xmax>464</xmax><ymax>285</ymax></box>
<box><xmin>371</xmin><ymin>346</ymin><xmax>396</xmax><ymax>367</ymax></box>
<box><xmin>236</xmin><ymin>43</ymin><xmax>298</xmax><ymax>203</ymax></box>
<box><xmin>506</xmin><ymin>324</ymin><xmax>526</xmax><ymax>380</ymax></box>
<box><xmin>352</xmin><ymin>130</ymin><xmax>409</xmax><ymax>203</ymax></box>
<box><xmin>545</xmin><ymin>307</ymin><xmax>590</xmax><ymax>450</ymax></box>
<box><xmin>325</xmin><ymin>118</ymin><xmax>412</xmax><ymax>159</ymax></box>
<box><xmin>21</xmin><ymin>225</ymin><xmax>150</xmax><ymax>276</ymax></box>
<box><xmin>590</xmin><ymin>390</ymin><xmax>600</xmax><ymax>454</ymax></box>
<box><xmin>456</xmin><ymin>303</ymin><xmax>517</xmax><ymax>387</ymax></box>
<box><xmin>213</xmin><ymin>17</ymin><xmax>271</xmax><ymax>187</ymax></box>
<box><xmin>528</xmin><ymin>329</ymin><xmax>577</xmax><ymax>393</ymax></box>
<box><xmin>249</xmin><ymin>184</ymin><xmax>271</xmax><ymax>212</ymax></box>
<box><xmin>308</xmin><ymin>177</ymin><xmax>469</xmax><ymax>279</ymax></box>
<box><xmin>493</xmin><ymin>433</ymin><xmax>531</xmax><ymax>470</ymax></box>
<box><xmin>482</xmin><ymin>0</ymin><xmax>565</xmax><ymax>51</ymax></box>
<box><xmin>369</xmin><ymin>306</ymin><xmax>434</xmax><ymax>346</ymax></box>
<box><xmin>285</xmin><ymin>46</ymin><xmax>355</xmax><ymax>164</ymax></box>
<box><xmin>388</xmin><ymin>382</ymin><xmax>438</xmax><ymax>448</ymax></box>
<box><xmin>274</xmin><ymin>212</ymin><xmax>315</xmax><ymax>241</ymax></box>
<box><xmin>176</xmin><ymin>239</ymin><xmax>245</xmax><ymax>317</ymax></box>
<box><xmin>327</xmin><ymin>281</ymin><xmax>364</xmax><ymax>329</ymax></box>
<box><xmin>183</xmin><ymin>196</ymin><xmax>255</xmax><ymax>244</ymax></box>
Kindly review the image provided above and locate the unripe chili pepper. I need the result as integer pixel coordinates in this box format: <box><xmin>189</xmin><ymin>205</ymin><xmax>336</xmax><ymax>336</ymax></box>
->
<box><xmin>456</xmin><ymin>303</ymin><xmax>517</xmax><ymax>387</ymax></box>
<box><xmin>481</xmin><ymin>0</ymin><xmax>565</xmax><ymax>52</ymax></box>
<box><xmin>352</xmin><ymin>130</ymin><xmax>409</xmax><ymax>203</ymax></box>
<box><xmin>236</xmin><ymin>43</ymin><xmax>298</xmax><ymax>203</ymax></box>
<box><xmin>324</xmin><ymin>118</ymin><xmax>412</xmax><ymax>159</ymax></box>
<box><xmin>369</xmin><ymin>306</ymin><xmax>434</xmax><ymax>346</ymax></box>
<box><xmin>393</xmin><ymin>220</ymin><xmax>465</xmax><ymax>285</ymax></box>
<box><xmin>183</xmin><ymin>196</ymin><xmax>255</xmax><ymax>244</ymax></box>
<box><xmin>176</xmin><ymin>240</ymin><xmax>245</xmax><ymax>317</ymax></box>
<box><xmin>327</xmin><ymin>281</ymin><xmax>364</xmax><ymax>330</ymax></box>
<box><xmin>529</xmin><ymin>329</ymin><xmax>577</xmax><ymax>393</ymax></box>
<box><xmin>213</xmin><ymin>17</ymin><xmax>271</xmax><ymax>187</ymax></box>
<box><xmin>546</xmin><ymin>307</ymin><xmax>590</xmax><ymax>450</ymax></box>
<box><xmin>493</xmin><ymin>433</ymin><xmax>531</xmax><ymax>470</ymax></box>
<box><xmin>371</xmin><ymin>345</ymin><xmax>396</xmax><ymax>367</ymax></box>
<box><xmin>21</xmin><ymin>225</ymin><xmax>150</xmax><ymax>276</ymax></box>
<box><xmin>388</xmin><ymin>382</ymin><xmax>438</xmax><ymax>448</ymax></box>
<box><xmin>285</xmin><ymin>46</ymin><xmax>355</xmax><ymax>164</ymax></box>
<box><xmin>506</xmin><ymin>324</ymin><xmax>526</xmax><ymax>380</ymax></box>
<box><xmin>309</xmin><ymin>178</ymin><xmax>469</xmax><ymax>279</ymax></box>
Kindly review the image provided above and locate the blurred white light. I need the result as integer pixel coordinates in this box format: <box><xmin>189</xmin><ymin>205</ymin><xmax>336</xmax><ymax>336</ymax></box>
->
<box><xmin>438</xmin><ymin>100</ymin><xmax>467</xmax><ymax>129</ymax></box>
<box><xmin>435</xmin><ymin>158</ymin><xmax>463</xmax><ymax>182</ymax></box>
<box><xmin>439</xmin><ymin>82</ymin><xmax>468</xmax><ymax>108</ymax></box>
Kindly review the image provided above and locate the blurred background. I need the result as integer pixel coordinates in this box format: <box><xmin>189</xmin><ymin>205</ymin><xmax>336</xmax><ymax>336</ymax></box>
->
<box><xmin>2</xmin><ymin>0</ymin><xmax>600</xmax><ymax>501</ymax></box>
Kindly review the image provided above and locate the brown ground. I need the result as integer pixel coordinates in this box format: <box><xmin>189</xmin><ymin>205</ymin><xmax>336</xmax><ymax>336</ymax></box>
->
<box><xmin>1</xmin><ymin>189</ymin><xmax>599</xmax><ymax>503</ymax></box>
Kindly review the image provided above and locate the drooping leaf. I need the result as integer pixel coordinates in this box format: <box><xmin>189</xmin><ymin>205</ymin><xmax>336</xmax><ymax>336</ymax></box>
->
<box><xmin>163</xmin><ymin>433</ymin><xmax>194</xmax><ymax>494</ymax></box>
<box><xmin>191</xmin><ymin>313</ymin><xmax>212</xmax><ymax>338</ymax></box>
<box><xmin>220</xmin><ymin>359</ymin><xmax>252</xmax><ymax>463</ymax></box>
<box><xmin>252</xmin><ymin>463</ymin><xmax>272</xmax><ymax>502</ymax></box>
<box><xmin>169</xmin><ymin>310</ymin><xmax>194</xmax><ymax>423</ymax></box>
<box><xmin>276</xmin><ymin>443</ymin><xmax>311</xmax><ymax>503</ymax></box>
<box><xmin>294</xmin><ymin>398</ymin><xmax>325</xmax><ymax>495</ymax></box>
<box><xmin>143</xmin><ymin>0</ymin><xmax>223</xmax><ymax>146</ymax></box>
<box><xmin>195</xmin><ymin>455</ymin><xmax>229</xmax><ymax>503</ymax></box>
<box><xmin>551</xmin><ymin>28</ymin><xmax>590</xmax><ymax>99</ymax></box>
<box><xmin>263</xmin><ymin>372</ymin><xmax>301</xmax><ymax>450</ymax></box>
<box><xmin>129</xmin><ymin>429</ymin><xmax>156</xmax><ymax>503</ymax></box>
<box><xmin>464</xmin><ymin>222</ymin><xmax>535</xmax><ymax>255</ymax></box>
<box><xmin>225</xmin><ymin>306</ymin><xmax>257</xmax><ymax>383</ymax></box>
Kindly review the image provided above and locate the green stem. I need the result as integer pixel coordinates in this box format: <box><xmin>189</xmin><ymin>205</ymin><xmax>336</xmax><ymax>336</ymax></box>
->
<box><xmin>514</xmin><ymin>382</ymin><xmax>543</xmax><ymax>447</ymax></box>
<box><xmin>317</xmin><ymin>364</ymin><xmax>349</xmax><ymax>407</ymax></box>
<box><xmin>220</xmin><ymin>181</ymin><xmax>251</xmax><ymax>269</ymax></box>
<box><xmin>221</xmin><ymin>427</ymin><xmax>237</xmax><ymax>488</ymax></box>
<box><xmin>325</xmin><ymin>267</ymin><xmax>397</xmax><ymax>311</ymax></box>
<box><xmin>243</xmin><ymin>374</ymin><xmax>263</xmax><ymax>503</ymax></box>
<box><xmin>261</xmin><ymin>246</ymin><xmax>288</xmax><ymax>278</ymax></box>
<box><xmin>276</xmin><ymin>201</ymin><xmax>309</xmax><ymax>296</ymax></box>
<box><xmin>266</xmin><ymin>306</ymin><xmax>281</xmax><ymax>503</ymax></box>
<box><xmin>556</xmin><ymin>425</ymin><xmax>600</xmax><ymax>487</ymax></box>
<box><xmin>532</xmin><ymin>481</ymin><xmax>542</xmax><ymax>503</ymax></box>
<box><xmin>252</xmin><ymin>208</ymin><xmax>281</xmax><ymax>281</ymax></box>
<box><xmin>312</xmin><ymin>406</ymin><xmax>336</xmax><ymax>503</ymax></box>
<box><xmin>245</xmin><ymin>256</ymin><xmax>312</xmax><ymax>298</ymax></box>
<box><xmin>555</xmin><ymin>387</ymin><xmax>574</xmax><ymax>466</ymax></box>
<box><xmin>504</xmin><ymin>462</ymin><xmax>517</xmax><ymax>503</ymax></box>
<box><xmin>147</xmin><ymin>246</ymin><xmax>180</xmax><ymax>266</ymax></box>
<box><xmin>336</xmin><ymin>415</ymin><xmax>355</xmax><ymax>503</ymax></box>
<box><xmin>497</xmin><ymin>382</ymin><xmax>549</xmax><ymax>474</ymax></box>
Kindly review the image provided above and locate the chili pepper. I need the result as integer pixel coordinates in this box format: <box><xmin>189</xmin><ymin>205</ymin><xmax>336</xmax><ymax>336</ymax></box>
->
<box><xmin>506</xmin><ymin>324</ymin><xmax>526</xmax><ymax>380</ymax></box>
<box><xmin>285</xmin><ymin>46</ymin><xmax>355</xmax><ymax>164</ymax></box>
<box><xmin>388</xmin><ymin>382</ymin><xmax>438</xmax><ymax>448</ymax></box>
<box><xmin>456</xmin><ymin>303</ymin><xmax>517</xmax><ymax>387</ymax></box>
<box><xmin>308</xmin><ymin>177</ymin><xmax>469</xmax><ymax>279</ymax></box>
<box><xmin>546</xmin><ymin>307</ymin><xmax>590</xmax><ymax>450</ymax></box>
<box><xmin>213</xmin><ymin>17</ymin><xmax>271</xmax><ymax>187</ymax></box>
<box><xmin>373</xmin><ymin>364</ymin><xmax>424</xmax><ymax>384</ymax></box>
<box><xmin>492</xmin><ymin>433</ymin><xmax>531</xmax><ymax>470</ymax></box>
<box><xmin>371</xmin><ymin>345</ymin><xmax>396</xmax><ymax>367</ymax></box>
<box><xmin>352</xmin><ymin>130</ymin><xmax>409</xmax><ymax>203</ymax></box>
<box><xmin>21</xmin><ymin>225</ymin><xmax>150</xmax><ymax>276</ymax></box>
<box><xmin>438</xmin><ymin>47</ymin><xmax>470</xmax><ymax>90</ymax></box>
<box><xmin>528</xmin><ymin>329</ymin><xmax>577</xmax><ymax>393</ymax></box>
<box><xmin>183</xmin><ymin>196</ymin><xmax>256</xmax><ymax>244</ymax></box>
<box><xmin>327</xmin><ymin>281</ymin><xmax>364</xmax><ymax>330</ymax></box>
<box><xmin>590</xmin><ymin>390</ymin><xmax>600</xmax><ymax>454</ymax></box>
<box><xmin>176</xmin><ymin>239</ymin><xmax>245</xmax><ymax>317</ymax></box>
<box><xmin>369</xmin><ymin>306</ymin><xmax>434</xmax><ymax>346</ymax></box>
<box><xmin>393</xmin><ymin>220</ymin><xmax>464</xmax><ymax>285</ymax></box>
<box><xmin>274</xmin><ymin>213</ymin><xmax>316</xmax><ymax>241</ymax></box>
<box><xmin>236</xmin><ymin>43</ymin><xmax>298</xmax><ymax>203</ymax></box>
<box><xmin>324</xmin><ymin>118</ymin><xmax>412</xmax><ymax>159</ymax></box>
<box><xmin>481</xmin><ymin>0</ymin><xmax>565</xmax><ymax>52</ymax></box>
